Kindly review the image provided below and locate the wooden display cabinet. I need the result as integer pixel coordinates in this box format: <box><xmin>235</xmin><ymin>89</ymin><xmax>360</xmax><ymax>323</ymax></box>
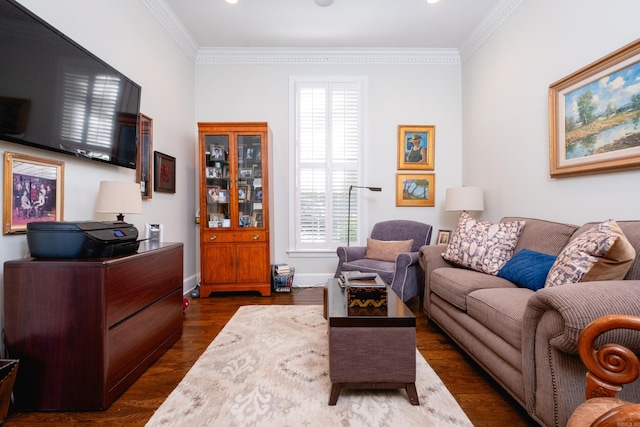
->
<box><xmin>198</xmin><ymin>122</ymin><xmax>273</xmax><ymax>297</ymax></box>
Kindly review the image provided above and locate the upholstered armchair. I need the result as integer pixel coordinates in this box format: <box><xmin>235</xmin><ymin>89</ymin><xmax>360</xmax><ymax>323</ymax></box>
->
<box><xmin>334</xmin><ymin>220</ymin><xmax>432</xmax><ymax>302</ymax></box>
<box><xmin>567</xmin><ymin>314</ymin><xmax>640</xmax><ymax>427</ymax></box>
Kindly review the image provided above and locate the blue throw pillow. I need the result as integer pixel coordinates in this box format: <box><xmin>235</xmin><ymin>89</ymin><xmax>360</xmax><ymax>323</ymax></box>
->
<box><xmin>497</xmin><ymin>249</ymin><xmax>557</xmax><ymax>291</ymax></box>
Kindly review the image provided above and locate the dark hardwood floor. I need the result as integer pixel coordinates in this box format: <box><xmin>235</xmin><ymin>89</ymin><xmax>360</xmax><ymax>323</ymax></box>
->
<box><xmin>4</xmin><ymin>287</ymin><xmax>538</xmax><ymax>426</ymax></box>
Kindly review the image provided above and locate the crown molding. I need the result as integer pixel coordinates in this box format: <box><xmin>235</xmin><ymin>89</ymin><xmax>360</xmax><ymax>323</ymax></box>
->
<box><xmin>142</xmin><ymin>0</ymin><xmax>199</xmax><ymax>61</ymax></box>
<box><xmin>196</xmin><ymin>47</ymin><xmax>460</xmax><ymax>65</ymax></box>
<box><xmin>144</xmin><ymin>0</ymin><xmax>521</xmax><ymax>66</ymax></box>
<box><xmin>459</xmin><ymin>0</ymin><xmax>524</xmax><ymax>62</ymax></box>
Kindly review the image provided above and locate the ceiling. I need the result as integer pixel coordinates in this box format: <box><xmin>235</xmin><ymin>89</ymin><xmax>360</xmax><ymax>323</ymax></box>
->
<box><xmin>152</xmin><ymin>0</ymin><xmax>521</xmax><ymax>62</ymax></box>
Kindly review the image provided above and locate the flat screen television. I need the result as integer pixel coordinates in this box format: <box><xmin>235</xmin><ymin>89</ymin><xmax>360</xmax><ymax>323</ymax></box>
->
<box><xmin>0</xmin><ymin>0</ymin><xmax>141</xmax><ymax>169</ymax></box>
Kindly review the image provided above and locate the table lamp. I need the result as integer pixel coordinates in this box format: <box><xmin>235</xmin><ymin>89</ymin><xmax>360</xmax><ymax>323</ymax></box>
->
<box><xmin>444</xmin><ymin>186</ymin><xmax>484</xmax><ymax>212</ymax></box>
<box><xmin>95</xmin><ymin>181</ymin><xmax>143</xmax><ymax>222</ymax></box>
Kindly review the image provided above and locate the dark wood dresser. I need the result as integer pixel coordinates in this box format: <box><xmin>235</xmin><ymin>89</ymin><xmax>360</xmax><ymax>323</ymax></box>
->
<box><xmin>3</xmin><ymin>241</ymin><xmax>184</xmax><ymax>411</ymax></box>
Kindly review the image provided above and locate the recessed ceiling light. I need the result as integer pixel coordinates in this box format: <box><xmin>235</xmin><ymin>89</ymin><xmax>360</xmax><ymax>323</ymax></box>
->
<box><xmin>426</xmin><ymin>0</ymin><xmax>440</xmax><ymax>4</ymax></box>
<box><xmin>315</xmin><ymin>0</ymin><xmax>334</xmax><ymax>6</ymax></box>
<box><xmin>224</xmin><ymin>0</ymin><xmax>238</xmax><ymax>4</ymax></box>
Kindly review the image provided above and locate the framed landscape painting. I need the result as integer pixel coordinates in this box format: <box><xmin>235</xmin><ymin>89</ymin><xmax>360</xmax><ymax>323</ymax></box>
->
<box><xmin>549</xmin><ymin>39</ymin><xmax>640</xmax><ymax>177</ymax></box>
<box><xmin>395</xmin><ymin>173</ymin><xmax>435</xmax><ymax>207</ymax></box>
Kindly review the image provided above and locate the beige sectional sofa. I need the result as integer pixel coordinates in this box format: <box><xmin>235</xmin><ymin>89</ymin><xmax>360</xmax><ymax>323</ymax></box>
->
<box><xmin>418</xmin><ymin>217</ymin><xmax>640</xmax><ymax>427</ymax></box>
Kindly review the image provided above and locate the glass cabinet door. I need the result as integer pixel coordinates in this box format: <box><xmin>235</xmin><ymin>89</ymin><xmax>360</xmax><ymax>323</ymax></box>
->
<box><xmin>236</xmin><ymin>134</ymin><xmax>263</xmax><ymax>229</ymax></box>
<box><xmin>204</xmin><ymin>135</ymin><xmax>231</xmax><ymax>229</ymax></box>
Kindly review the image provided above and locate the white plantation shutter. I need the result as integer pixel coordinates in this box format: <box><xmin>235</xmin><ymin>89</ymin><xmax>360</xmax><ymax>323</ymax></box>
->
<box><xmin>294</xmin><ymin>78</ymin><xmax>365</xmax><ymax>250</ymax></box>
<box><xmin>61</xmin><ymin>71</ymin><xmax>120</xmax><ymax>148</ymax></box>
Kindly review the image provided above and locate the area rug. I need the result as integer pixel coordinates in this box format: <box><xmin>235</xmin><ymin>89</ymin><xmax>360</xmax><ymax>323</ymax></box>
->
<box><xmin>145</xmin><ymin>305</ymin><xmax>472</xmax><ymax>427</ymax></box>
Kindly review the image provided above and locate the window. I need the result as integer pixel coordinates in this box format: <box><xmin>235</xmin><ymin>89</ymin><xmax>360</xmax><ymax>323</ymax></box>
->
<box><xmin>290</xmin><ymin>76</ymin><xmax>367</xmax><ymax>252</ymax></box>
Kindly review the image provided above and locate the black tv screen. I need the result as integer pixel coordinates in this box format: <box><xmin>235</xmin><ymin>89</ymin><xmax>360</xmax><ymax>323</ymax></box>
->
<box><xmin>0</xmin><ymin>0</ymin><xmax>141</xmax><ymax>169</ymax></box>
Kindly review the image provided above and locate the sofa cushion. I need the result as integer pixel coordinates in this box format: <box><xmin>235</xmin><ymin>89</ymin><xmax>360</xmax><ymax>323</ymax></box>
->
<box><xmin>546</xmin><ymin>219</ymin><xmax>636</xmax><ymax>287</ymax></box>
<box><xmin>430</xmin><ymin>267</ymin><xmax>516</xmax><ymax>311</ymax></box>
<box><xmin>502</xmin><ymin>217</ymin><xmax>578</xmax><ymax>256</ymax></box>
<box><xmin>364</xmin><ymin>238</ymin><xmax>413</xmax><ymax>262</ymax></box>
<box><xmin>442</xmin><ymin>212</ymin><xmax>525</xmax><ymax>275</ymax></box>
<box><xmin>466</xmin><ymin>288</ymin><xmax>533</xmax><ymax>349</ymax></box>
<box><xmin>497</xmin><ymin>249</ymin><xmax>557</xmax><ymax>291</ymax></box>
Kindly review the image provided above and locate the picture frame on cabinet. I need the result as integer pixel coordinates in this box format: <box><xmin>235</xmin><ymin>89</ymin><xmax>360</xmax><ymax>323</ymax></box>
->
<box><xmin>206</xmin><ymin>186</ymin><xmax>220</xmax><ymax>204</ymax></box>
<box><xmin>218</xmin><ymin>189</ymin><xmax>230</xmax><ymax>203</ymax></box>
<box><xmin>239</xmin><ymin>168</ymin><xmax>253</xmax><ymax>178</ymax></box>
<box><xmin>397</xmin><ymin>125</ymin><xmax>435</xmax><ymax>170</ymax></box>
<box><xmin>254</xmin><ymin>188</ymin><xmax>263</xmax><ymax>201</ymax></box>
<box><xmin>549</xmin><ymin>38</ymin><xmax>640</xmax><ymax>177</ymax></box>
<box><xmin>136</xmin><ymin>113</ymin><xmax>152</xmax><ymax>199</ymax></box>
<box><xmin>238</xmin><ymin>185</ymin><xmax>250</xmax><ymax>201</ymax></box>
<box><xmin>3</xmin><ymin>151</ymin><xmax>64</xmax><ymax>234</ymax></box>
<box><xmin>154</xmin><ymin>151</ymin><xmax>176</xmax><ymax>193</ymax></box>
<box><xmin>210</xmin><ymin>144</ymin><xmax>226</xmax><ymax>162</ymax></box>
<box><xmin>223</xmin><ymin>166</ymin><xmax>230</xmax><ymax>178</ymax></box>
<box><xmin>253</xmin><ymin>165</ymin><xmax>262</xmax><ymax>178</ymax></box>
<box><xmin>395</xmin><ymin>173</ymin><xmax>435</xmax><ymax>207</ymax></box>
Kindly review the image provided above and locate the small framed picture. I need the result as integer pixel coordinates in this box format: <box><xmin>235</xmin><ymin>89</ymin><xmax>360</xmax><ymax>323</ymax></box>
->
<box><xmin>210</xmin><ymin>144</ymin><xmax>226</xmax><ymax>161</ymax></box>
<box><xmin>238</xmin><ymin>185</ymin><xmax>250</xmax><ymax>201</ymax></box>
<box><xmin>206</xmin><ymin>186</ymin><xmax>220</xmax><ymax>204</ymax></box>
<box><xmin>218</xmin><ymin>189</ymin><xmax>230</xmax><ymax>203</ymax></box>
<box><xmin>154</xmin><ymin>151</ymin><xmax>176</xmax><ymax>194</ymax></box>
<box><xmin>254</xmin><ymin>188</ymin><xmax>263</xmax><ymax>201</ymax></box>
<box><xmin>239</xmin><ymin>168</ymin><xmax>253</xmax><ymax>178</ymax></box>
<box><xmin>436</xmin><ymin>229</ymin><xmax>452</xmax><ymax>245</ymax></box>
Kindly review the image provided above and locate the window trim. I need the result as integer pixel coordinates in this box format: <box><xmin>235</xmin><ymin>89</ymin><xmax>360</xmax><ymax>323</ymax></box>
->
<box><xmin>288</xmin><ymin>75</ymin><xmax>369</xmax><ymax>256</ymax></box>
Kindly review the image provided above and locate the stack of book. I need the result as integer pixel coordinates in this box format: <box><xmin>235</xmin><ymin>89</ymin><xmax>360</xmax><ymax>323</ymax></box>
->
<box><xmin>272</xmin><ymin>264</ymin><xmax>295</xmax><ymax>292</ymax></box>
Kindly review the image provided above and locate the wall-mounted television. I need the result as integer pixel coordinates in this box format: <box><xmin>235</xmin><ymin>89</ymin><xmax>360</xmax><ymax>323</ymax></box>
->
<box><xmin>0</xmin><ymin>0</ymin><xmax>141</xmax><ymax>169</ymax></box>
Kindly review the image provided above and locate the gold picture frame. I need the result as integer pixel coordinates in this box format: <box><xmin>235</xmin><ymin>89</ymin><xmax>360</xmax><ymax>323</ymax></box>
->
<box><xmin>3</xmin><ymin>151</ymin><xmax>64</xmax><ymax>234</ymax></box>
<box><xmin>549</xmin><ymin>38</ymin><xmax>640</xmax><ymax>177</ymax></box>
<box><xmin>397</xmin><ymin>125</ymin><xmax>435</xmax><ymax>170</ymax></box>
<box><xmin>395</xmin><ymin>173</ymin><xmax>435</xmax><ymax>207</ymax></box>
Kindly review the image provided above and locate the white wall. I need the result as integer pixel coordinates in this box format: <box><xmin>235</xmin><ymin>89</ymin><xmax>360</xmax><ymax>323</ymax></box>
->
<box><xmin>462</xmin><ymin>0</ymin><xmax>640</xmax><ymax>224</ymax></box>
<box><xmin>195</xmin><ymin>63</ymin><xmax>462</xmax><ymax>284</ymax></box>
<box><xmin>0</xmin><ymin>0</ymin><xmax>197</xmax><ymax>315</ymax></box>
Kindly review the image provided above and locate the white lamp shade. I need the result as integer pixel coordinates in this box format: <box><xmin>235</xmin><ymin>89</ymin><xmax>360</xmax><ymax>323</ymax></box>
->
<box><xmin>95</xmin><ymin>181</ymin><xmax>143</xmax><ymax>217</ymax></box>
<box><xmin>444</xmin><ymin>187</ymin><xmax>484</xmax><ymax>212</ymax></box>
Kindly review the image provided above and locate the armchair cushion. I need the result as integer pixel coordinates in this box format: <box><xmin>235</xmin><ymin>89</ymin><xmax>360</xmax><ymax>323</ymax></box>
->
<box><xmin>365</xmin><ymin>238</ymin><xmax>414</xmax><ymax>262</ymax></box>
<box><xmin>545</xmin><ymin>219</ymin><xmax>635</xmax><ymax>288</ymax></box>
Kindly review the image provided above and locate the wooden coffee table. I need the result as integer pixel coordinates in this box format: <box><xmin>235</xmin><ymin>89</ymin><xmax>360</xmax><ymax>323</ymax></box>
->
<box><xmin>324</xmin><ymin>278</ymin><xmax>419</xmax><ymax>405</ymax></box>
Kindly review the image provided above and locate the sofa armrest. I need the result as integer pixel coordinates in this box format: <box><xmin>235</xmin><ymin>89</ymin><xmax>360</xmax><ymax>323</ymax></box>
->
<box><xmin>521</xmin><ymin>280</ymin><xmax>640</xmax><ymax>425</ymax></box>
<box><xmin>523</xmin><ymin>280</ymin><xmax>640</xmax><ymax>355</ymax></box>
<box><xmin>418</xmin><ymin>244</ymin><xmax>459</xmax><ymax>317</ymax></box>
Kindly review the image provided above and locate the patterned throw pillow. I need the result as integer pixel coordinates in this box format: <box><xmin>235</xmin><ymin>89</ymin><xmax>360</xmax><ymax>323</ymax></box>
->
<box><xmin>442</xmin><ymin>212</ymin><xmax>525</xmax><ymax>275</ymax></box>
<box><xmin>545</xmin><ymin>219</ymin><xmax>635</xmax><ymax>287</ymax></box>
<box><xmin>364</xmin><ymin>238</ymin><xmax>414</xmax><ymax>262</ymax></box>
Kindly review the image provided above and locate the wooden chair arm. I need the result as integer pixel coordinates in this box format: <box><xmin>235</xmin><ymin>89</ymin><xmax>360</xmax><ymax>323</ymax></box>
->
<box><xmin>592</xmin><ymin>403</ymin><xmax>640</xmax><ymax>427</ymax></box>
<box><xmin>578</xmin><ymin>315</ymin><xmax>640</xmax><ymax>400</ymax></box>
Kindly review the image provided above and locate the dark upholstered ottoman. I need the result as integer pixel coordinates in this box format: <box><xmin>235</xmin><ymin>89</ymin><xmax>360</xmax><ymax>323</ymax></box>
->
<box><xmin>324</xmin><ymin>279</ymin><xmax>418</xmax><ymax>405</ymax></box>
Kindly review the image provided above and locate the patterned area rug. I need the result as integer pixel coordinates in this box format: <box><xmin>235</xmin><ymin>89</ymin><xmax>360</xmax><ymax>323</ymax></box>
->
<box><xmin>145</xmin><ymin>305</ymin><xmax>472</xmax><ymax>427</ymax></box>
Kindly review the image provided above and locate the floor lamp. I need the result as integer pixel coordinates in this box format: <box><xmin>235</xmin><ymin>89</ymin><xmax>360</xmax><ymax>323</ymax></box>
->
<box><xmin>347</xmin><ymin>185</ymin><xmax>382</xmax><ymax>246</ymax></box>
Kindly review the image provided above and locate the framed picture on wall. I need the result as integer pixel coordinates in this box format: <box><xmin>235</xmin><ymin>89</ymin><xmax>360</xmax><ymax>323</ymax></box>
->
<box><xmin>154</xmin><ymin>151</ymin><xmax>176</xmax><ymax>193</ymax></box>
<box><xmin>3</xmin><ymin>151</ymin><xmax>64</xmax><ymax>234</ymax></box>
<box><xmin>397</xmin><ymin>125</ymin><xmax>435</xmax><ymax>170</ymax></box>
<box><xmin>549</xmin><ymin>38</ymin><xmax>640</xmax><ymax>177</ymax></box>
<box><xmin>395</xmin><ymin>173</ymin><xmax>435</xmax><ymax>207</ymax></box>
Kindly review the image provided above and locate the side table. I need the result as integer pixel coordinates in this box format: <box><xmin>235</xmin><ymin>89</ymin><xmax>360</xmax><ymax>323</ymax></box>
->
<box><xmin>324</xmin><ymin>278</ymin><xmax>419</xmax><ymax>405</ymax></box>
